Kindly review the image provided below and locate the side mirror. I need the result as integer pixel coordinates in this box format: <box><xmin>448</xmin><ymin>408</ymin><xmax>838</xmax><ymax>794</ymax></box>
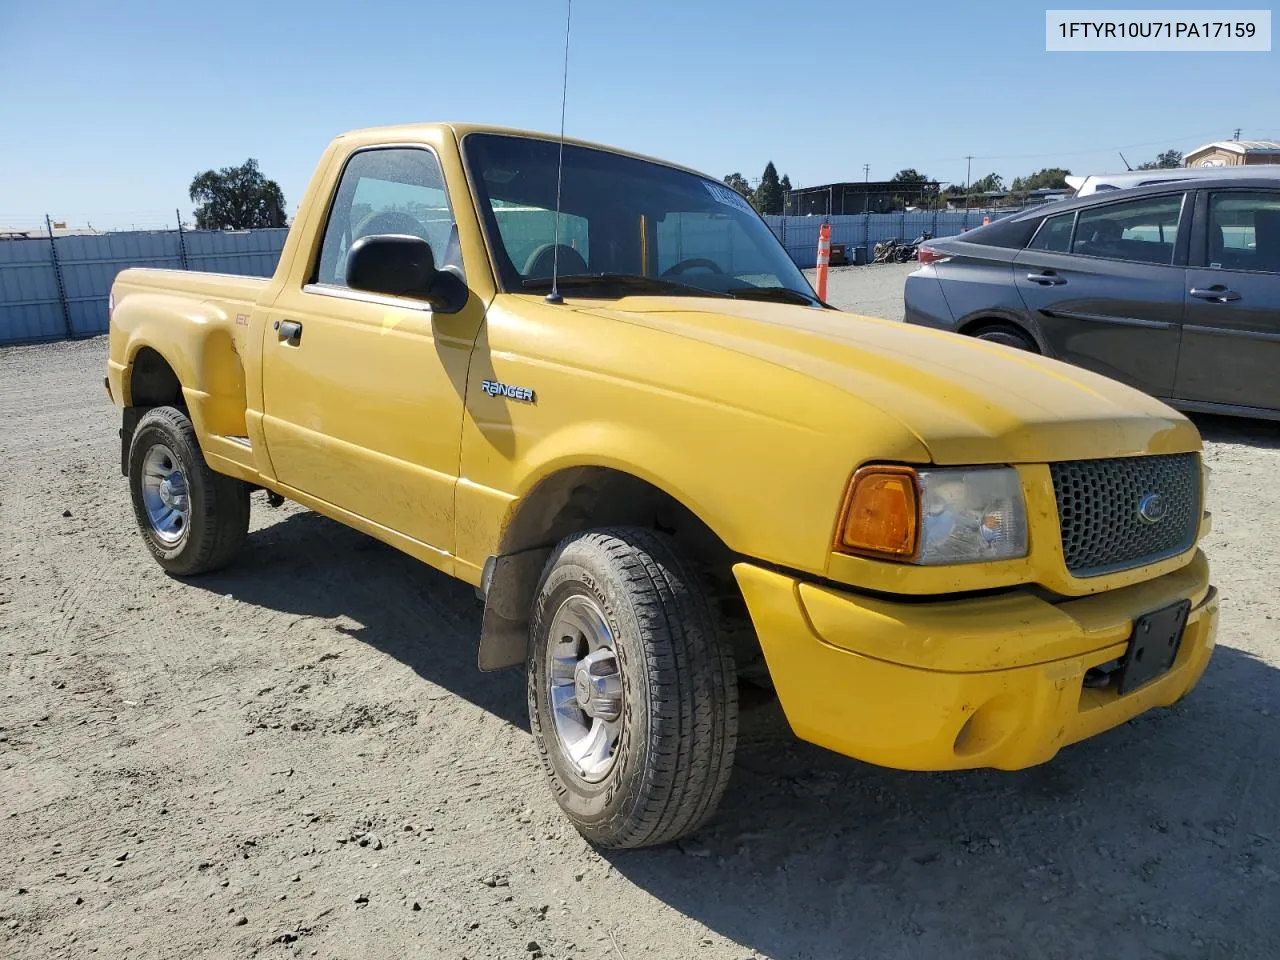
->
<box><xmin>345</xmin><ymin>234</ymin><xmax>438</xmax><ymax>300</ymax></box>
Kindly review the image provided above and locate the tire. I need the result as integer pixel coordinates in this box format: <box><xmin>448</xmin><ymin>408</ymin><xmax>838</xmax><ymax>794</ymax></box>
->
<box><xmin>973</xmin><ymin>325</ymin><xmax>1038</xmax><ymax>352</ymax></box>
<box><xmin>527</xmin><ymin>528</ymin><xmax>739</xmax><ymax>849</ymax></box>
<box><xmin>127</xmin><ymin>406</ymin><xmax>250</xmax><ymax>576</ymax></box>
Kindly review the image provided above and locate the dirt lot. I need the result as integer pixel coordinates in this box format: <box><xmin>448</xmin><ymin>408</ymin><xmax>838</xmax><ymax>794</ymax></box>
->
<box><xmin>806</xmin><ymin>262</ymin><xmax>917</xmax><ymax>320</ymax></box>
<box><xmin>3</xmin><ymin>268</ymin><xmax>1279</xmax><ymax>959</ymax></box>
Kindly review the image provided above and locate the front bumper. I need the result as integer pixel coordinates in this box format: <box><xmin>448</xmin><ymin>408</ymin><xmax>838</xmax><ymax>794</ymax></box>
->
<box><xmin>735</xmin><ymin>551</ymin><xmax>1218</xmax><ymax>771</ymax></box>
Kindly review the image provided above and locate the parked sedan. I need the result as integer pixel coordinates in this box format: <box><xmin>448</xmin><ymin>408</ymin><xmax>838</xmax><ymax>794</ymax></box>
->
<box><xmin>904</xmin><ymin>177</ymin><xmax>1280</xmax><ymax>420</ymax></box>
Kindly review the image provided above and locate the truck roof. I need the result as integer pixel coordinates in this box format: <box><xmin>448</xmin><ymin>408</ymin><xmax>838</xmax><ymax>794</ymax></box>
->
<box><xmin>333</xmin><ymin>121</ymin><xmax>715</xmax><ymax>182</ymax></box>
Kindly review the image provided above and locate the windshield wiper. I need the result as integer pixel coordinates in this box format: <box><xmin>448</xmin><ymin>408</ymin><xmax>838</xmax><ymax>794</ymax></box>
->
<box><xmin>726</xmin><ymin>286</ymin><xmax>824</xmax><ymax>307</ymax></box>
<box><xmin>520</xmin><ymin>273</ymin><xmax>731</xmax><ymax>299</ymax></box>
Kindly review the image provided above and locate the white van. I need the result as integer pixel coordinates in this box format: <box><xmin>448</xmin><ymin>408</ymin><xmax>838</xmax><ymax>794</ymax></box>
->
<box><xmin>1066</xmin><ymin>165</ymin><xmax>1280</xmax><ymax>197</ymax></box>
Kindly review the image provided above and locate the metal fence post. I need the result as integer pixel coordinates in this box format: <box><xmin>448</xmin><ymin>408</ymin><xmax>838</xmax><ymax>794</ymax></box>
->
<box><xmin>175</xmin><ymin>208</ymin><xmax>189</xmax><ymax>269</ymax></box>
<box><xmin>45</xmin><ymin>214</ymin><xmax>74</xmax><ymax>339</ymax></box>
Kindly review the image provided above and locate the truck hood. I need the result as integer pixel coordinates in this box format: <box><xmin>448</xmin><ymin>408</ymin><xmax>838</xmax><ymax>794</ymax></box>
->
<box><xmin>573</xmin><ymin>296</ymin><xmax>1199</xmax><ymax>464</ymax></box>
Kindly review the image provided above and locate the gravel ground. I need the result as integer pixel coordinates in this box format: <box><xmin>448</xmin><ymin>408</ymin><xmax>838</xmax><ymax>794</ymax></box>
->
<box><xmin>803</xmin><ymin>262</ymin><xmax>918</xmax><ymax>319</ymax></box>
<box><xmin>2</xmin><ymin>274</ymin><xmax>1279</xmax><ymax>959</ymax></box>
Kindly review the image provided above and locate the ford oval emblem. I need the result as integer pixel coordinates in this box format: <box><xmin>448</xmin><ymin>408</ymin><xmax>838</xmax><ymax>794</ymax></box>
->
<box><xmin>1138</xmin><ymin>492</ymin><xmax>1167</xmax><ymax>524</ymax></box>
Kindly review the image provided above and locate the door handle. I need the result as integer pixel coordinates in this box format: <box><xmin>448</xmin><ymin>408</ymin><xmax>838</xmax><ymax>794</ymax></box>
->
<box><xmin>1026</xmin><ymin>271</ymin><xmax>1067</xmax><ymax>286</ymax></box>
<box><xmin>1189</xmin><ymin>285</ymin><xmax>1241</xmax><ymax>303</ymax></box>
<box><xmin>274</xmin><ymin>319</ymin><xmax>303</xmax><ymax>342</ymax></box>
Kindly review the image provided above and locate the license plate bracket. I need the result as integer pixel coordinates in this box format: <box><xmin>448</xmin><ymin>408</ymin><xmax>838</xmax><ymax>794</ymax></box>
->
<box><xmin>1118</xmin><ymin>599</ymin><xmax>1191</xmax><ymax>695</ymax></box>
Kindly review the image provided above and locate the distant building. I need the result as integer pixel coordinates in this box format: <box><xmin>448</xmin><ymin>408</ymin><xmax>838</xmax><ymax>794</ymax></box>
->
<box><xmin>1184</xmin><ymin>139</ymin><xmax>1280</xmax><ymax>167</ymax></box>
<box><xmin>0</xmin><ymin>224</ymin><xmax>103</xmax><ymax>241</ymax></box>
<box><xmin>784</xmin><ymin>180</ymin><xmax>941</xmax><ymax>216</ymax></box>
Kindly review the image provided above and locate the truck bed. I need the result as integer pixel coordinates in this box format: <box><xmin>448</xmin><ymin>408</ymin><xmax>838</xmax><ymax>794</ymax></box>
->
<box><xmin>113</xmin><ymin>267</ymin><xmax>271</xmax><ymax>305</ymax></box>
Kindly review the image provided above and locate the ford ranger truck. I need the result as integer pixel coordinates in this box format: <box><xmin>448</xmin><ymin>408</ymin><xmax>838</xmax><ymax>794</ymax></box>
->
<box><xmin>105</xmin><ymin>123</ymin><xmax>1219</xmax><ymax>849</ymax></box>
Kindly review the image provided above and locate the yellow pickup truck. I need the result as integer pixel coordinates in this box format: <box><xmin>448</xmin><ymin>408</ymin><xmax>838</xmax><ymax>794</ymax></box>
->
<box><xmin>106</xmin><ymin>123</ymin><xmax>1219</xmax><ymax>849</ymax></box>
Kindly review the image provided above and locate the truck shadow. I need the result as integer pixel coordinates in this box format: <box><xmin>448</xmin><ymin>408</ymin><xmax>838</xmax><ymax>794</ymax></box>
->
<box><xmin>188</xmin><ymin>504</ymin><xmax>1278</xmax><ymax>959</ymax></box>
<box><xmin>187</xmin><ymin>502</ymin><xmax>527</xmax><ymax>730</ymax></box>
<box><xmin>601</xmin><ymin>642</ymin><xmax>1280</xmax><ymax>960</ymax></box>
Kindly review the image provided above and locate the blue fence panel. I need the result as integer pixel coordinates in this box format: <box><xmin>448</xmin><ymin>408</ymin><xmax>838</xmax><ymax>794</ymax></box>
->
<box><xmin>183</xmin><ymin>228</ymin><xmax>288</xmax><ymax>276</ymax></box>
<box><xmin>58</xmin><ymin>231</ymin><xmax>185</xmax><ymax>338</ymax></box>
<box><xmin>767</xmin><ymin>208</ymin><xmax>1018</xmax><ymax>267</ymax></box>
<box><xmin>0</xmin><ymin>240</ymin><xmax>65</xmax><ymax>344</ymax></box>
<box><xmin>1</xmin><ymin>227</ymin><xmax>291</xmax><ymax>346</ymax></box>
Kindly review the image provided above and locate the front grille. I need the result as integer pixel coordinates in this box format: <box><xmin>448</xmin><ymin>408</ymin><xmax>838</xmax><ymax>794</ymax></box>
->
<box><xmin>1050</xmin><ymin>453</ymin><xmax>1201</xmax><ymax>577</ymax></box>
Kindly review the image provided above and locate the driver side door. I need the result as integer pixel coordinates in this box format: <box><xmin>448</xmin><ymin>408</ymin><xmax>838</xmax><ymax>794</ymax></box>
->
<box><xmin>259</xmin><ymin>146</ymin><xmax>483</xmax><ymax>562</ymax></box>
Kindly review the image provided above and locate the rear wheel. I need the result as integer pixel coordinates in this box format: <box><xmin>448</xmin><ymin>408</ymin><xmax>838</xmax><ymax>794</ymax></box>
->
<box><xmin>127</xmin><ymin>406</ymin><xmax>250</xmax><ymax>575</ymax></box>
<box><xmin>527</xmin><ymin>528</ymin><xmax>739</xmax><ymax>849</ymax></box>
<box><xmin>972</xmin><ymin>324</ymin><xmax>1038</xmax><ymax>352</ymax></box>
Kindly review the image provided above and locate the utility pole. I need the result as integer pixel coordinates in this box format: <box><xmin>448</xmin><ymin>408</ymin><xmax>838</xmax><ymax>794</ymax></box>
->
<box><xmin>964</xmin><ymin>155</ymin><xmax>973</xmax><ymax>210</ymax></box>
<box><xmin>863</xmin><ymin>163</ymin><xmax>870</xmax><ymax>213</ymax></box>
<box><xmin>1233</xmin><ymin>127</ymin><xmax>1242</xmax><ymax>140</ymax></box>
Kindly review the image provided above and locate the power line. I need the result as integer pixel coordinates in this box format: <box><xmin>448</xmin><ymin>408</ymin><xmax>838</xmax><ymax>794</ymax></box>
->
<box><xmin>920</xmin><ymin>129</ymin><xmax>1227</xmax><ymax>166</ymax></box>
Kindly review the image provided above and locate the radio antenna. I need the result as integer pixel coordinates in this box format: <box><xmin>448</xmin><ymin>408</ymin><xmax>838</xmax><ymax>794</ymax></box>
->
<box><xmin>1118</xmin><ymin>151</ymin><xmax>1133</xmax><ymax>171</ymax></box>
<box><xmin>545</xmin><ymin>0</ymin><xmax>573</xmax><ymax>305</ymax></box>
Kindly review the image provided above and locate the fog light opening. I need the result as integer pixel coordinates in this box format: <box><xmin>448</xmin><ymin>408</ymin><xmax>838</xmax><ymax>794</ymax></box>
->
<box><xmin>953</xmin><ymin>695</ymin><xmax>1020</xmax><ymax>759</ymax></box>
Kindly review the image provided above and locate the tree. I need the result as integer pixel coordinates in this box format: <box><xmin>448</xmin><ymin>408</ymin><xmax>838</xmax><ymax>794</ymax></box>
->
<box><xmin>1137</xmin><ymin>149</ymin><xmax>1183</xmax><ymax>170</ymax></box>
<box><xmin>890</xmin><ymin>168</ymin><xmax>929</xmax><ymax>187</ymax></box>
<box><xmin>722</xmin><ymin>172</ymin><xmax>755</xmax><ymax>205</ymax></box>
<box><xmin>189</xmin><ymin>159</ymin><xmax>287</xmax><ymax>230</ymax></box>
<box><xmin>969</xmin><ymin>172</ymin><xmax>1005</xmax><ymax>194</ymax></box>
<box><xmin>755</xmin><ymin>161</ymin><xmax>784</xmax><ymax>215</ymax></box>
<box><xmin>1011</xmin><ymin>167</ymin><xmax>1071</xmax><ymax>193</ymax></box>
<box><xmin>779</xmin><ymin>173</ymin><xmax>792</xmax><ymax>193</ymax></box>
<box><xmin>889</xmin><ymin>168</ymin><xmax>937</xmax><ymax>208</ymax></box>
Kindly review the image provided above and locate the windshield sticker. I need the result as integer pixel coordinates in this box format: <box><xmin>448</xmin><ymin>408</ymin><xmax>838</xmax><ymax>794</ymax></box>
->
<box><xmin>703</xmin><ymin>181</ymin><xmax>755</xmax><ymax>216</ymax></box>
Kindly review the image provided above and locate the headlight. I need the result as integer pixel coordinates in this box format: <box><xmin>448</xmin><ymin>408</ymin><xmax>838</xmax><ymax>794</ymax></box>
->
<box><xmin>916</xmin><ymin>467</ymin><xmax>1028</xmax><ymax>563</ymax></box>
<box><xmin>836</xmin><ymin>465</ymin><xmax>1028</xmax><ymax>564</ymax></box>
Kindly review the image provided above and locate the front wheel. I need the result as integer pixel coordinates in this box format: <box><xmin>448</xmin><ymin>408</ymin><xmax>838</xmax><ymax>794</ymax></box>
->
<box><xmin>527</xmin><ymin>528</ymin><xmax>739</xmax><ymax>849</ymax></box>
<box><xmin>127</xmin><ymin>406</ymin><xmax>250</xmax><ymax>575</ymax></box>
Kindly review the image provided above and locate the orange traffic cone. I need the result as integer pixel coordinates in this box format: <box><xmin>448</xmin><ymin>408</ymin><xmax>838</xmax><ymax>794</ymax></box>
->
<box><xmin>816</xmin><ymin>223</ymin><xmax>831</xmax><ymax>301</ymax></box>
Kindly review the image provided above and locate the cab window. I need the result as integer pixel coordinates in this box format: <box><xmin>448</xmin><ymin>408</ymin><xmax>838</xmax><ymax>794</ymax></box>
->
<box><xmin>313</xmin><ymin>148</ymin><xmax>458</xmax><ymax>288</ymax></box>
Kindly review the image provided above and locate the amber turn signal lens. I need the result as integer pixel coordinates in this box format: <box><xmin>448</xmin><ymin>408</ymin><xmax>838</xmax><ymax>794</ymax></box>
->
<box><xmin>837</xmin><ymin>467</ymin><xmax>919</xmax><ymax>558</ymax></box>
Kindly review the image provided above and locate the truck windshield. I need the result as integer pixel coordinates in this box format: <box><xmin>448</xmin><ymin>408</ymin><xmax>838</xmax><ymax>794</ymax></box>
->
<box><xmin>463</xmin><ymin>133</ymin><xmax>816</xmax><ymax>302</ymax></box>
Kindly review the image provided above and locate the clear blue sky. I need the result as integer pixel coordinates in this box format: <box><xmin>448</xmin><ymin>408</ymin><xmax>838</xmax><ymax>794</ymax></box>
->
<box><xmin>1</xmin><ymin>0</ymin><xmax>1276</xmax><ymax>230</ymax></box>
